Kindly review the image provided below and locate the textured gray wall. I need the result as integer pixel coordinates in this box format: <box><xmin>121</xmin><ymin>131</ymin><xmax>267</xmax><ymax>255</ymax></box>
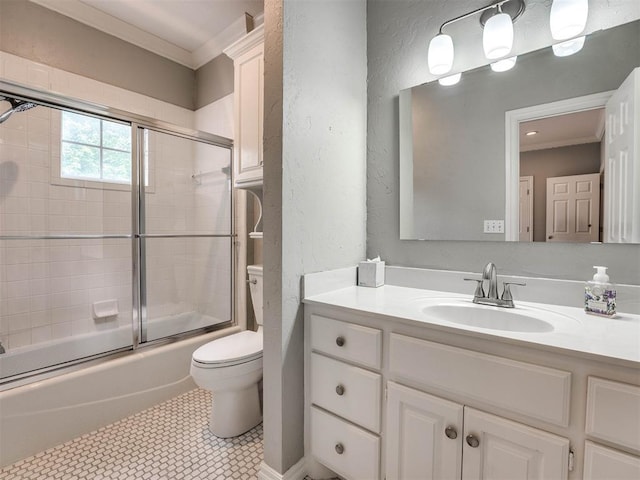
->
<box><xmin>521</xmin><ymin>143</ymin><xmax>601</xmax><ymax>242</ymax></box>
<box><xmin>367</xmin><ymin>0</ymin><xmax>640</xmax><ymax>284</ymax></box>
<box><xmin>263</xmin><ymin>0</ymin><xmax>367</xmax><ymax>473</ymax></box>
<box><xmin>408</xmin><ymin>21</ymin><xmax>638</xmax><ymax>241</ymax></box>
<box><xmin>0</xmin><ymin>0</ymin><xmax>196</xmax><ymax>109</ymax></box>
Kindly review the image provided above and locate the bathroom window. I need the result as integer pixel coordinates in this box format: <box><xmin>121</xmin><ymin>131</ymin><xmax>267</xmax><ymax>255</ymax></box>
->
<box><xmin>51</xmin><ymin>109</ymin><xmax>152</xmax><ymax>191</ymax></box>
<box><xmin>60</xmin><ymin>111</ymin><xmax>132</xmax><ymax>184</ymax></box>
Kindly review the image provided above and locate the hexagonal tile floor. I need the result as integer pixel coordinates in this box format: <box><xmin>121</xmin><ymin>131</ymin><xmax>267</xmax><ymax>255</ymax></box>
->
<box><xmin>0</xmin><ymin>388</ymin><xmax>263</xmax><ymax>479</ymax></box>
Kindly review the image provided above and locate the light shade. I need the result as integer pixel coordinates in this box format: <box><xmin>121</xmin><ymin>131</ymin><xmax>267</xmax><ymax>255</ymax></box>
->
<box><xmin>438</xmin><ymin>73</ymin><xmax>461</xmax><ymax>86</ymax></box>
<box><xmin>428</xmin><ymin>34</ymin><xmax>454</xmax><ymax>75</ymax></box>
<box><xmin>483</xmin><ymin>12</ymin><xmax>514</xmax><ymax>59</ymax></box>
<box><xmin>490</xmin><ymin>56</ymin><xmax>517</xmax><ymax>72</ymax></box>
<box><xmin>552</xmin><ymin>36</ymin><xmax>586</xmax><ymax>56</ymax></box>
<box><xmin>550</xmin><ymin>0</ymin><xmax>588</xmax><ymax>40</ymax></box>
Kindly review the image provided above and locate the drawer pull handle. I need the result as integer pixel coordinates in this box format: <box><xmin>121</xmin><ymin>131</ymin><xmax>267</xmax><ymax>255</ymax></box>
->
<box><xmin>335</xmin><ymin>384</ymin><xmax>345</xmax><ymax>396</ymax></box>
<box><xmin>445</xmin><ymin>426</ymin><xmax>458</xmax><ymax>439</ymax></box>
<box><xmin>335</xmin><ymin>443</ymin><xmax>344</xmax><ymax>455</ymax></box>
<box><xmin>466</xmin><ymin>434</ymin><xmax>480</xmax><ymax>448</ymax></box>
<box><xmin>336</xmin><ymin>336</ymin><xmax>345</xmax><ymax>347</ymax></box>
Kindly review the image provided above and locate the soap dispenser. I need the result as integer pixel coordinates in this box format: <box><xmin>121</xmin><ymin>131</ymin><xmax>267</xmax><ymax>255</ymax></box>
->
<box><xmin>585</xmin><ymin>266</ymin><xmax>617</xmax><ymax>317</ymax></box>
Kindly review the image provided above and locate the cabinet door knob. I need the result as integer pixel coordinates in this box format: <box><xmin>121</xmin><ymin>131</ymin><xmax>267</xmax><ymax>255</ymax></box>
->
<box><xmin>335</xmin><ymin>384</ymin><xmax>345</xmax><ymax>396</ymax></box>
<box><xmin>335</xmin><ymin>443</ymin><xmax>344</xmax><ymax>455</ymax></box>
<box><xmin>336</xmin><ymin>336</ymin><xmax>345</xmax><ymax>347</ymax></box>
<box><xmin>445</xmin><ymin>426</ymin><xmax>458</xmax><ymax>439</ymax></box>
<box><xmin>466</xmin><ymin>434</ymin><xmax>480</xmax><ymax>448</ymax></box>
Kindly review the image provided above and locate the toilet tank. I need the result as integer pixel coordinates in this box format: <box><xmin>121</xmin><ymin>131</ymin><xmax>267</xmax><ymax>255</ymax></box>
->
<box><xmin>247</xmin><ymin>265</ymin><xmax>263</xmax><ymax>326</ymax></box>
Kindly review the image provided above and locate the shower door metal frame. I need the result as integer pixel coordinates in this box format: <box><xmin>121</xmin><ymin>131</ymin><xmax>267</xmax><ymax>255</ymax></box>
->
<box><xmin>131</xmin><ymin>123</ymin><xmax>237</xmax><ymax>347</ymax></box>
<box><xmin>0</xmin><ymin>81</ymin><xmax>236</xmax><ymax>379</ymax></box>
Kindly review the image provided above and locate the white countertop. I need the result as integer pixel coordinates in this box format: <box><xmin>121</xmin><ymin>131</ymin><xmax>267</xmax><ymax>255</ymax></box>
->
<box><xmin>303</xmin><ymin>284</ymin><xmax>640</xmax><ymax>367</ymax></box>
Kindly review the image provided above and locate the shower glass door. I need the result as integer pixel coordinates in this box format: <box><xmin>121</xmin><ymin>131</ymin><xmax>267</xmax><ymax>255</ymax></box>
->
<box><xmin>0</xmin><ymin>100</ymin><xmax>134</xmax><ymax>380</ymax></box>
<box><xmin>136</xmin><ymin>127</ymin><xmax>233</xmax><ymax>344</ymax></box>
<box><xmin>0</xmin><ymin>89</ymin><xmax>235</xmax><ymax>382</ymax></box>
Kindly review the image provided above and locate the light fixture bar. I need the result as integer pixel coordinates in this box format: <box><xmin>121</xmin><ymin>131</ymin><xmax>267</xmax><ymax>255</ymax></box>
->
<box><xmin>438</xmin><ymin>0</ymin><xmax>523</xmax><ymax>34</ymax></box>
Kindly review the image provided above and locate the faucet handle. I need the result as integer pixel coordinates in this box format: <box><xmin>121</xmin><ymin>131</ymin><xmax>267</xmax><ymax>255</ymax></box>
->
<box><xmin>464</xmin><ymin>278</ymin><xmax>485</xmax><ymax>298</ymax></box>
<box><xmin>501</xmin><ymin>282</ymin><xmax>526</xmax><ymax>301</ymax></box>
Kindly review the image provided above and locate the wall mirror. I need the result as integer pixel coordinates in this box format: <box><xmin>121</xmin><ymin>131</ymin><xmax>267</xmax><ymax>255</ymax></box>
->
<box><xmin>399</xmin><ymin>20</ymin><xmax>639</xmax><ymax>243</ymax></box>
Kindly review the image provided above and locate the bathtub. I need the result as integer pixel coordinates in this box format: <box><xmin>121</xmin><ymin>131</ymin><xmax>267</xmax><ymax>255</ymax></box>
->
<box><xmin>0</xmin><ymin>312</ymin><xmax>227</xmax><ymax>380</ymax></box>
<box><xmin>0</xmin><ymin>319</ymin><xmax>239</xmax><ymax>468</ymax></box>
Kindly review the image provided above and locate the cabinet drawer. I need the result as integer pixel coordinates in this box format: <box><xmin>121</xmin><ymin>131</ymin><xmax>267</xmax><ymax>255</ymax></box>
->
<box><xmin>389</xmin><ymin>333</ymin><xmax>571</xmax><ymax>426</ymax></box>
<box><xmin>310</xmin><ymin>406</ymin><xmax>380</xmax><ymax>480</ymax></box>
<box><xmin>584</xmin><ymin>441</ymin><xmax>640</xmax><ymax>479</ymax></box>
<box><xmin>586</xmin><ymin>377</ymin><xmax>640</xmax><ymax>452</ymax></box>
<box><xmin>310</xmin><ymin>314</ymin><xmax>382</xmax><ymax>369</ymax></box>
<box><xmin>311</xmin><ymin>353</ymin><xmax>382</xmax><ymax>433</ymax></box>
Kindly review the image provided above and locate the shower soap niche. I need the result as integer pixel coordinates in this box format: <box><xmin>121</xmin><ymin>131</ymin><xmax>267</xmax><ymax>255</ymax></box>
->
<box><xmin>93</xmin><ymin>299</ymin><xmax>119</xmax><ymax>320</ymax></box>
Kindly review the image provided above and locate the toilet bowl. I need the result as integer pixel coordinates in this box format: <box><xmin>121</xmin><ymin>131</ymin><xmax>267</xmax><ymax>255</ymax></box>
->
<box><xmin>190</xmin><ymin>264</ymin><xmax>264</xmax><ymax>438</ymax></box>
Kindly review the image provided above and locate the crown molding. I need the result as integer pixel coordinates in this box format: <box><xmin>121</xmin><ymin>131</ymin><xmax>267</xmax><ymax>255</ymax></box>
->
<box><xmin>223</xmin><ymin>24</ymin><xmax>265</xmax><ymax>60</ymax></box>
<box><xmin>31</xmin><ymin>0</ymin><xmax>261</xmax><ymax>70</ymax></box>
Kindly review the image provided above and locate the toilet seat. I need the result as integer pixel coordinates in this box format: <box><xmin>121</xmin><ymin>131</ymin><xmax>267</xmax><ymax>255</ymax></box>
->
<box><xmin>192</xmin><ymin>331</ymin><xmax>263</xmax><ymax>368</ymax></box>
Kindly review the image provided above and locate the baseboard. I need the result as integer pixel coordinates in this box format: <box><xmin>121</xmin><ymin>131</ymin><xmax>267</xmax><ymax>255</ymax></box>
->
<box><xmin>257</xmin><ymin>457</ymin><xmax>307</xmax><ymax>480</ymax></box>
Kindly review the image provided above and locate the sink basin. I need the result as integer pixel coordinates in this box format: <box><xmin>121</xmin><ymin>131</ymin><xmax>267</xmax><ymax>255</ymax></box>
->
<box><xmin>421</xmin><ymin>302</ymin><xmax>558</xmax><ymax>333</ymax></box>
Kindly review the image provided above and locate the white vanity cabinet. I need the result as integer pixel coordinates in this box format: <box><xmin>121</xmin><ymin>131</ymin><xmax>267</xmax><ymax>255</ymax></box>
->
<box><xmin>386</xmin><ymin>382</ymin><xmax>463</xmax><ymax>479</ymax></box>
<box><xmin>583</xmin><ymin>378</ymin><xmax>640</xmax><ymax>478</ymax></box>
<box><xmin>304</xmin><ymin>302</ymin><xmax>640</xmax><ymax>480</ymax></box>
<box><xmin>386</xmin><ymin>382</ymin><xmax>570</xmax><ymax>480</ymax></box>
<box><xmin>223</xmin><ymin>25</ymin><xmax>264</xmax><ymax>188</ymax></box>
<box><xmin>307</xmin><ymin>314</ymin><xmax>383</xmax><ymax>480</ymax></box>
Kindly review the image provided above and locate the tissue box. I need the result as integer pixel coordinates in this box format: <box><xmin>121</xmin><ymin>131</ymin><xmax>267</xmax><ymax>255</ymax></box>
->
<box><xmin>358</xmin><ymin>261</ymin><xmax>385</xmax><ymax>287</ymax></box>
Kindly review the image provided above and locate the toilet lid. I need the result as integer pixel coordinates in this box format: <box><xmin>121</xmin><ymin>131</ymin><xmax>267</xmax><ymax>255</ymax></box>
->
<box><xmin>192</xmin><ymin>331</ymin><xmax>263</xmax><ymax>366</ymax></box>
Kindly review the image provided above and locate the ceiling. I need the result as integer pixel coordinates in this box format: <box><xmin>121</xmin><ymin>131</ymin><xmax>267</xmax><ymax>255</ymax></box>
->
<box><xmin>31</xmin><ymin>0</ymin><xmax>264</xmax><ymax>69</ymax></box>
<box><xmin>519</xmin><ymin>108</ymin><xmax>605</xmax><ymax>152</ymax></box>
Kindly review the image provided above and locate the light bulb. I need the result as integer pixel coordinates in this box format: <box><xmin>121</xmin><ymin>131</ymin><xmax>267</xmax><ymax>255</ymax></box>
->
<box><xmin>438</xmin><ymin>73</ymin><xmax>461</xmax><ymax>86</ymax></box>
<box><xmin>552</xmin><ymin>36</ymin><xmax>586</xmax><ymax>57</ymax></box>
<box><xmin>490</xmin><ymin>56</ymin><xmax>517</xmax><ymax>72</ymax></box>
<box><xmin>428</xmin><ymin>34</ymin><xmax>454</xmax><ymax>75</ymax></box>
<box><xmin>483</xmin><ymin>12</ymin><xmax>514</xmax><ymax>60</ymax></box>
<box><xmin>550</xmin><ymin>0</ymin><xmax>588</xmax><ymax>40</ymax></box>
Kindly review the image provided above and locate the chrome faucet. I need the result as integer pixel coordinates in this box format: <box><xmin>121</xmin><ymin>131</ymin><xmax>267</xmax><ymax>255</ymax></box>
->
<box><xmin>465</xmin><ymin>262</ymin><xmax>526</xmax><ymax>308</ymax></box>
<box><xmin>483</xmin><ymin>262</ymin><xmax>499</xmax><ymax>300</ymax></box>
<box><xmin>0</xmin><ymin>341</ymin><xmax>5</xmax><ymax>354</ymax></box>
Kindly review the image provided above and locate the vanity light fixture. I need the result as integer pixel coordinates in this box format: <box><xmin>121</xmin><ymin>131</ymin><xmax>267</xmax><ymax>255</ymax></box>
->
<box><xmin>428</xmin><ymin>33</ymin><xmax>455</xmax><ymax>75</ymax></box>
<box><xmin>490</xmin><ymin>56</ymin><xmax>517</xmax><ymax>72</ymax></box>
<box><xmin>483</xmin><ymin>6</ymin><xmax>514</xmax><ymax>59</ymax></box>
<box><xmin>550</xmin><ymin>0</ymin><xmax>588</xmax><ymax>57</ymax></box>
<box><xmin>438</xmin><ymin>73</ymin><xmax>462</xmax><ymax>86</ymax></box>
<box><xmin>427</xmin><ymin>0</ymin><xmax>525</xmax><ymax>79</ymax></box>
<box><xmin>550</xmin><ymin>0</ymin><xmax>588</xmax><ymax>41</ymax></box>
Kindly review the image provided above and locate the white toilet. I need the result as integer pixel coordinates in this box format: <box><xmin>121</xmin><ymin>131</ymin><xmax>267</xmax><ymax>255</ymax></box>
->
<box><xmin>190</xmin><ymin>264</ymin><xmax>263</xmax><ymax>438</ymax></box>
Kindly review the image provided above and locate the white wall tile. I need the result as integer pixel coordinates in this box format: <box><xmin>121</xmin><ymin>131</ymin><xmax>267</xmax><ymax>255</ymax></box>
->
<box><xmin>51</xmin><ymin>321</ymin><xmax>73</xmax><ymax>339</ymax></box>
<box><xmin>8</xmin><ymin>329</ymin><xmax>31</xmax><ymax>349</ymax></box>
<box><xmin>31</xmin><ymin>325</ymin><xmax>52</xmax><ymax>344</ymax></box>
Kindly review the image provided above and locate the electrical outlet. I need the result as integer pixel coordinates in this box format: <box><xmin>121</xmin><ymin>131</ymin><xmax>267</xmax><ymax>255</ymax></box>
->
<box><xmin>484</xmin><ymin>220</ymin><xmax>504</xmax><ymax>233</ymax></box>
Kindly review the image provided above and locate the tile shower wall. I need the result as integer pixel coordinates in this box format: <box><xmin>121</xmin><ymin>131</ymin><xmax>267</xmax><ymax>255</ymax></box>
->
<box><xmin>0</xmin><ymin>52</ymin><xmax>231</xmax><ymax>352</ymax></box>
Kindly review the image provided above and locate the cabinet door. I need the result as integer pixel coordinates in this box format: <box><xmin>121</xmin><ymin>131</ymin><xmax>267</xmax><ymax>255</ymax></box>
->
<box><xmin>386</xmin><ymin>382</ymin><xmax>463</xmax><ymax>480</ymax></box>
<box><xmin>462</xmin><ymin>408</ymin><xmax>570</xmax><ymax>480</ymax></box>
<box><xmin>235</xmin><ymin>42</ymin><xmax>264</xmax><ymax>184</ymax></box>
<box><xmin>584</xmin><ymin>441</ymin><xmax>640</xmax><ymax>480</ymax></box>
